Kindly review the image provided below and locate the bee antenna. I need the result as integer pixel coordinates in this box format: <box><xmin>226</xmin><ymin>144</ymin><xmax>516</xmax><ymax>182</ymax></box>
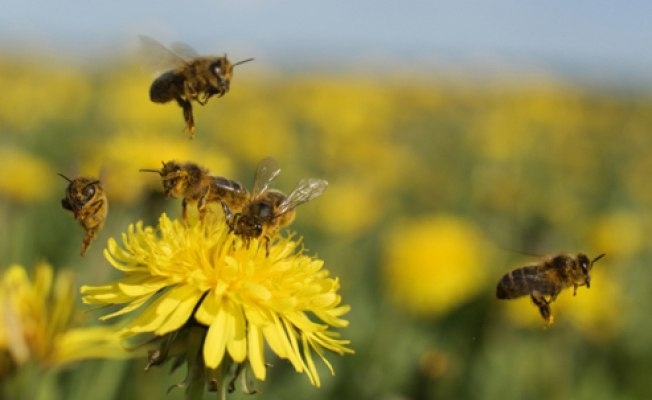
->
<box><xmin>592</xmin><ymin>253</ymin><xmax>606</xmax><ymax>264</ymax></box>
<box><xmin>233</xmin><ymin>58</ymin><xmax>255</xmax><ymax>67</ymax></box>
<box><xmin>139</xmin><ymin>168</ymin><xmax>162</xmax><ymax>175</ymax></box>
<box><xmin>57</xmin><ymin>172</ymin><xmax>73</xmax><ymax>182</ymax></box>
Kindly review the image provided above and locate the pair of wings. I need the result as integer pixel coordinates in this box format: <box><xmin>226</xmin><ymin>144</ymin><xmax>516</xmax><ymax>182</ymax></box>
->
<box><xmin>139</xmin><ymin>34</ymin><xmax>253</xmax><ymax>77</ymax></box>
<box><xmin>217</xmin><ymin>157</ymin><xmax>328</xmax><ymax>217</ymax></box>
<box><xmin>139</xmin><ymin>35</ymin><xmax>200</xmax><ymax>71</ymax></box>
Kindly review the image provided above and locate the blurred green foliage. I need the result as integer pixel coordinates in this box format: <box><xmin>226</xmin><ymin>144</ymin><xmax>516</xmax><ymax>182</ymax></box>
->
<box><xmin>1</xmin><ymin>53</ymin><xmax>652</xmax><ymax>400</ymax></box>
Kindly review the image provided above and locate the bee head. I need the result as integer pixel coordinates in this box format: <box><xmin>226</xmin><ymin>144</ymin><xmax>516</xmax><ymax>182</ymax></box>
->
<box><xmin>140</xmin><ymin>161</ymin><xmax>180</xmax><ymax>196</ymax></box>
<box><xmin>211</xmin><ymin>56</ymin><xmax>254</xmax><ymax>95</ymax></box>
<box><xmin>58</xmin><ymin>173</ymin><xmax>101</xmax><ymax>211</ymax></box>
<box><xmin>250</xmin><ymin>200</ymin><xmax>275</xmax><ymax>221</ymax></box>
<box><xmin>211</xmin><ymin>57</ymin><xmax>232</xmax><ymax>94</ymax></box>
<box><xmin>141</xmin><ymin>161</ymin><xmax>205</xmax><ymax>198</ymax></box>
<box><xmin>576</xmin><ymin>253</ymin><xmax>606</xmax><ymax>288</ymax></box>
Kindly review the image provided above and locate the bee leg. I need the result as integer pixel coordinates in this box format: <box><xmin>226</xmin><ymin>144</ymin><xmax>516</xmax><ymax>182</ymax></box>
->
<box><xmin>175</xmin><ymin>97</ymin><xmax>195</xmax><ymax>137</ymax></box>
<box><xmin>196</xmin><ymin>91</ymin><xmax>209</xmax><ymax>105</ymax></box>
<box><xmin>197</xmin><ymin>194</ymin><xmax>206</xmax><ymax>222</ymax></box>
<box><xmin>531</xmin><ymin>291</ymin><xmax>554</xmax><ymax>327</ymax></box>
<box><xmin>198</xmin><ymin>91</ymin><xmax>214</xmax><ymax>105</ymax></box>
<box><xmin>264</xmin><ymin>236</ymin><xmax>271</xmax><ymax>257</ymax></box>
<box><xmin>184</xmin><ymin>81</ymin><xmax>200</xmax><ymax>99</ymax></box>
<box><xmin>220</xmin><ymin>201</ymin><xmax>237</xmax><ymax>233</ymax></box>
<box><xmin>181</xmin><ymin>198</ymin><xmax>190</xmax><ymax>225</ymax></box>
<box><xmin>87</xmin><ymin>199</ymin><xmax>107</xmax><ymax>222</ymax></box>
<box><xmin>573</xmin><ymin>284</ymin><xmax>579</xmax><ymax>296</ymax></box>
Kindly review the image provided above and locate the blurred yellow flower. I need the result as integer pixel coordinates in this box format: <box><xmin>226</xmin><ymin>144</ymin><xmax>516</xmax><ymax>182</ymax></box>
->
<box><xmin>316</xmin><ymin>180</ymin><xmax>383</xmax><ymax>236</ymax></box>
<box><xmin>288</xmin><ymin>76</ymin><xmax>393</xmax><ymax>141</ymax></box>
<box><xmin>0</xmin><ymin>263</ymin><xmax>127</xmax><ymax>377</ymax></box>
<box><xmin>591</xmin><ymin>211</ymin><xmax>645</xmax><ymax>259</ymax></box>
<box><xmin>98</xmin><ymin>66</ymin><xmax>180</xmax><ymax>130</ymax></box>
<box><xmin>383</xmin><ymin>215</ymin><xmax>489</xmax><ymax>316</ymax></box>
<box><xmin>0</xmin><ymin>147</ymin><xmax>55</xmax><ymax>202</ymax></box>
<box><xmin>0</xmin><ymin>60</ymin><xmax>91</xmax><ymax>133</ymax></box>
<box><xmin>557</xmin><ymin>267</ymin><xmax>623</xmax><ymax>339</ymax></box>
<box><xmin>211</xmin><ymin>100</ymin><xmax>296</xmax><ymax>165</ymax></box>
<box><xmin>82</xmin><ymin>213</ymin><xmax>352</xmax><ymax>396</ymax></box>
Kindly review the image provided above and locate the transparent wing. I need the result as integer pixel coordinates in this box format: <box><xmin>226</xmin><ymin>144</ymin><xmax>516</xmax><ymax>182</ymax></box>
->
<box><xmin>276</xmin><ymin>178</ymin><xmax>328</xmax><ymax>216</ymax></box>
<box><xmin>138</xmin><ymin>35</ymin><xmax>189</xmax><ymax>72</ymax></box>
<box><xmin>170</xmin><ymin>41</ymin><xmax>199</xmax><ymax>59</ymax></box>
<box><xmin>251</xmin><ymin>157</ymin><xmax>281</xmax><ymax>198</ymax></box>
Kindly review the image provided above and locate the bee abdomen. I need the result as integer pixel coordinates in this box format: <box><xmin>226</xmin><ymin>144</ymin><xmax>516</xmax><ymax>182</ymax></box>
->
<box><xmin>496</xmin><ymin>266</ymin><xmax>541</xmax><ymax>299</ymax></box>
<box><xmin>150</xmin><ymin>71</ymin><xmax>182</xmax><ymax>103</ymax></box>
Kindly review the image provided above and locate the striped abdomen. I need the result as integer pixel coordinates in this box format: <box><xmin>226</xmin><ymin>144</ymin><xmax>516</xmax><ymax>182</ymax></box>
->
<box><xmin>496</xmin><ymin>266</ymin><xmax>560</xmax><ymax>299</ymax></box>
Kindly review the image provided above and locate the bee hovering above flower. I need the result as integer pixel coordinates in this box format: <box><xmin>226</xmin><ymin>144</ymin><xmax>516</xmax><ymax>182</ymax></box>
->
<box><xmin>139</xmin><ymin>35</ymin><xmax>254</xmax><ymax>137</ymax></box>
<box><xmin>58</xmin><ymin>173</ymin><xmax>108</xmax><ymax>256</ymax></box>
<box><xmin>221</xmin><ymin>157</ymin><xmax>328</xmax><ymax>255</ymax></box>
<box><xmin>496</xmin><ymin>252</ymin><xmax>606</xmax><ymax>327</ymax></box>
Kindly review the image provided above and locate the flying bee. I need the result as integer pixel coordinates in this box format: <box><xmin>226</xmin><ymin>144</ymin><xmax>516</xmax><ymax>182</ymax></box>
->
<box><xmin>140</xmin><ymin>35</ymin><xmax>254</xmax><ymax>137</ymax></box>
<box><xmin>221</xmin><ymin>157</ymin><xmax>328</xmax><ymax>255</ymax></box>
<box><xmin>58</xmin><ymin>173</ymin><xmax>108</xmax><ymax>257</ymax></box>
<box><xmin>140</xmin><ymin>161</ymin><xmax>248</xmax><ymax>222</ymax></box>
<box><xmin>496</xmin><ymin>252</ymin><xmax>606</xmax><ymax>327</ymax></box>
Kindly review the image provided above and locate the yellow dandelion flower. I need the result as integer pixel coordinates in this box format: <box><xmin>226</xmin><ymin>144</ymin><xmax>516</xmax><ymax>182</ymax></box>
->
<box><xmin>383</xmin><ymin>215</ymin><xmax>490</xmax><ymax>316</ymax></box>
<box><xmin>81</xmin><ymin>213</ymin><xmax>352</xmax><ymax>396</ymax></box>
<box><xmin>0</xmin><ymin>147</ymin><xmax>55</xmax><ymax>202</ymax></box>
<box><xmin>0</xmin><ymin>263</ymin><xmax>128</xmax><ymax>378</ymax></box>
<box><xmin>591</xmin><ymin>211</ymin><xmax>645</xmax><ymax>259</ymax></box>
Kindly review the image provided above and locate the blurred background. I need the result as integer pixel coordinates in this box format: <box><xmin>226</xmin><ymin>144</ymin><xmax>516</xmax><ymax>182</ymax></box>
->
<box><xmin>1</xmin><ymin>1</ymin><xmax>652</xmax><ymax>399</ymax></box>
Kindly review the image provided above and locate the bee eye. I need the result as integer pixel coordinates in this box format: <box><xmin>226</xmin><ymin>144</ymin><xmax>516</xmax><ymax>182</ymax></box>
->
<box><xmin>213</xmin><ymin>65</ymin><xmax>222</xmax><ymax>76</ymax></box>
<box><xmin>259</xmin><ymin>203</ymin><xmax>274</xmax><ymax>218</ymax></box>
<box><xmin>581</xmin><ymin>262</ymin><xmax>588</xmax><ymax>272</ymax></box>
<box><xmin>83</xmin><ymin>185</ymin><xmax>95</xmax><ymax>198</ymax></box>
<box><xmin>164</xmin><ymin>178</ymin><xmax>178</xmax><ymax>190</ymax></box>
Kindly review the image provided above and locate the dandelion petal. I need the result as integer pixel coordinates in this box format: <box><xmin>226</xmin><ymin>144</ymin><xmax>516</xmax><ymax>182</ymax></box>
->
<box><xmin>203</xmin><ymin>300</ymin><xmax>231</xmax><ymax>369</ymax></box>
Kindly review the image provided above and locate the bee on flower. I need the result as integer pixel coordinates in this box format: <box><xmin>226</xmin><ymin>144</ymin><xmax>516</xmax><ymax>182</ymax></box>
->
<box><xmin>81</xmin><ymin>212</ymin><xmax>353</xmax><ymax>398</ymax></box>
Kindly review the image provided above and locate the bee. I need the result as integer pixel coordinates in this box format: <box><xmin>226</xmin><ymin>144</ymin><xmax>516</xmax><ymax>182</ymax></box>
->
<box><xmin>140</xmin><ymin>161</ymin><xmax>248</xmax><ymax>222</ymax></box>
<box><xmin>58</xmin><ymin>173</ymin><xmax>108</xmax><ymax>256</ymax></box>
<box><xmin>140</xmin><ymin>35</ymin><xmax>254</xmax><ymax>137</ymax></box>
<box><xmin>221</xmin><ymin>157</ymin><xmax>328</xmax><ymax>255</ymax></box>
<box><xmin>496</xmin><ymin>253</ymin><xmax>606</xmax><ymax>327</ymax></box>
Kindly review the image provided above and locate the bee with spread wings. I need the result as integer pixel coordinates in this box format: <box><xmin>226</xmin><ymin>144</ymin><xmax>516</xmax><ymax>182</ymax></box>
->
<box><xmin>139</xmin><ymin>35</ymin><xmax>253</xmax><ymax>137</ymax></box>
<box><xmin>221</xmin><ymin>157</ymin><xmax>328</xmax><ymax>255</ymax></box>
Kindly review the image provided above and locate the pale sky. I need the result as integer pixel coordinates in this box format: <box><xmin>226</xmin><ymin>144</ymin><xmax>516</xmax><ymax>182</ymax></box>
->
<box><xmin>1</xmin><ymin>1</ymin><xmax>651</xmax><ymax>82</ymax></box>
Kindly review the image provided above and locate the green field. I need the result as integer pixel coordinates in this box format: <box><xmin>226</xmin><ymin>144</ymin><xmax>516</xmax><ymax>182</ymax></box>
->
<box><xmin>2</xmin><ymin>55</ymin><xmax>652</xmax><ymax>399</ymax></box>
